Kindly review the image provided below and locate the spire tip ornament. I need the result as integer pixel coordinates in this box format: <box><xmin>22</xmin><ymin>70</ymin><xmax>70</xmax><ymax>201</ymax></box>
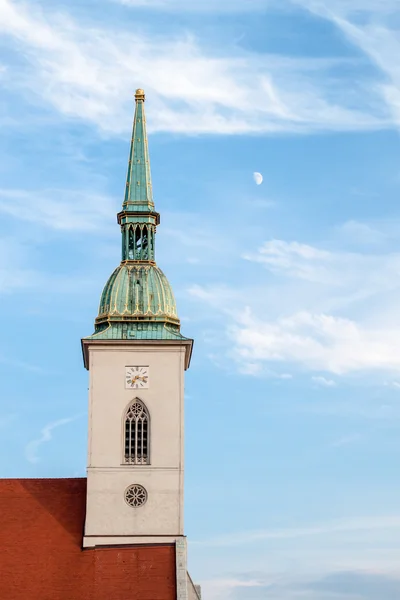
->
<box><xmin>135</xmin><ymin>88</ymin><xmax>145</xmax><ymax>101</ymax></box>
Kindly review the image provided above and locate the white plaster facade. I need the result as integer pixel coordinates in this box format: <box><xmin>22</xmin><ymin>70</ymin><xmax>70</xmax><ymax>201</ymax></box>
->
<box><xmin>83</xmin><ymin>341</ymin><xmax>189</xmax><ymax>546</ymax></box>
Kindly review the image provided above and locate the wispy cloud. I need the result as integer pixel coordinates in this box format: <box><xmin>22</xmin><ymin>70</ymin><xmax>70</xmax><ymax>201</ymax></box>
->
<box><xmin>232</xmin><ymin>309</ymin><xmax>400</xmax><ymax>375</ymax></box>
<box><xmin>190</xmin><ymin>232</ymin><xmax>400</xmax><ymax>376</ymax></box>
<box><xmin>0</xmin><ymin>233</ymin><xmax>101</xmax><ymax>297</ymax></box>
<box><xmin>201</xmin><ymin>577</ymin><xmax>268</xmax><ymax>600</ymax></box>
<box><xmin>338</xmin><ymin>220</ymin><xmax>386</xmax><ymax>246</ymax></box>
<box><xmin>188</xmin><ymin>283</ymin><xmax>243</xmax><ymax>312</ymax></box>
<box><xmin>303</xmin><ymin>571</ymin><xmax>400</xmax><ymax>600</ymax></box>
<box><xmin>115</xmin><ymin>0</ymin><xmax>399</xmax><ymax>17</ymax></box>
<box><xmin>161</xmin><ymin>212</ymin><xmax>240</xmax><ymax>267</ymax></box>
<box><xmin>194</xmin><ymin>515</ymin><xmax>400</xmax><ymax>547</ymax></box>
<box><xmin>0</xmin><ymin>0</ymin><xmax>391</xmax><ymax>135</ymax></box>
<box><xmin>312</xmin><ymin>375</ymin><xmax>336</xmax><ymax>387</ymax></box>
<box><xmin>0</xmin><ymin>355</ymin><xmax>43</xmax><ymax>373</ymax></box>
<box><xmin>299</xmin><ymin>397</ymin><xmax>400</xmax><ymax>420</ymax></box>
<box><xmin>0</xmin><ymin>237</ymin><xmax>45</xmax><ymax>294</ymax></box>
<box><xmin>385</xmin><ymin>381</ymin><xmax>400</xmax><ymax>390</ymax></box>
<box><xmin>113</xmin><ymin>0</ymin><xmax>272</xmax><ymax>12</ymax></box>
<box><xmin>331</xmin><ymin>433</ymin><xmax>363</xmax><ymax>447</ymax></box>
<box><xmin>0</xmin><ymin>413</ymin><xmax>17</xmax><ymax>429</ymax></box>
<box><xmin>295</xmin><ymin>0</ymin><xmax>399</xmax><ymax>16</ymax></box>
<box><xmin>25</xmin><ymin>415</ymin><xmax>82</xmax><ymax>464</ymax></box>
<box><xmin>207</xmin><ymin>571</ymin><xmax>400</xmax><ymax>600</ymax></box>
<box><xmin>244</xmin><ymin>239</ymin><xmax>400</xmax><ymax>294</ymax></box>
<box><xmin>296</xmin><ymin>0</ymin><xmax>400</xmax><ymax>127</ymax></box>
<box><xmin>0</xmin><ymin>188</ymin><xmax>116</xmax><ymax>231</ymax></box>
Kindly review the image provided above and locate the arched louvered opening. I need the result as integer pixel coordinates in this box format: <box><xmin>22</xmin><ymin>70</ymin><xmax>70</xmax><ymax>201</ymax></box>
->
<box><xmin>124</xmin><ymin>399</ymin><xmax>149</xmax><ymax>464</ymax></box>
<box><xmin>150</xmin><ymin>225</ymin><xmax>154</xmax><ymax>258</ymax></box>
<box><xmin>127</xmin><ymin>225</ymin><xmax>135</xmax><ymax>260</ymax></box>
<box><xmin>135</xmin><ymin>225</ymin><xmax>142</xmax><ymax>259</ymax></box>
<box><xmin>123</xmin><ymin>223</ymin><xmax>155</xmax><ymax>261</ymax></box>
<box><xmin>142</xmin><ymin>225</ymin><xmax>148</xmax><ymax>259</ymax></box>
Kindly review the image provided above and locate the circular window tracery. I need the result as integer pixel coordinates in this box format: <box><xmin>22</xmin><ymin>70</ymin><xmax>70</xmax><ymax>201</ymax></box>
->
<box><xmin>125</xmin><ymin>484</ymin><xmax>147</xmax><ymax>507</ymax></box>
<box><xmin>127</xmin><ymin>402</ymin><xmax>145</xmax><ymax>419</ymax></box>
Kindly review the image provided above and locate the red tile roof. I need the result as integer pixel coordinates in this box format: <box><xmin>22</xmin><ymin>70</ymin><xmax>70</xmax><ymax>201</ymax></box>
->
<box><xmin>0</xmin><ymin>478</ymin><xmax>176</xmax><ymax>600</ymax></box>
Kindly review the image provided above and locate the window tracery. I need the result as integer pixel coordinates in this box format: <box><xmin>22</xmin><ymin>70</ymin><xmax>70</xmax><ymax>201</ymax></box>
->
<box><xmin>124</xmin><ymin>484</ymin><xmax>147</xmax><ymax>507</ymax></box>
<box><xmin>124</xmin><ymin>400</ymin><xmax>149</xmax><ymax>464</ymax></box>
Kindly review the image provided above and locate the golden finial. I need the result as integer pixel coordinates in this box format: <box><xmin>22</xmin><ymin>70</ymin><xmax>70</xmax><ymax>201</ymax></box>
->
<box><xmin>135</xmin><ymin>88</ymin><xmax>145</xmax><ymax>102</ymax></box>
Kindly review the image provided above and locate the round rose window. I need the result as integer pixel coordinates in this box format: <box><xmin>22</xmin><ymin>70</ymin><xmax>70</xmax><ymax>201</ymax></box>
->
<box><xmin>124</xmin><ymin>484</ymin><xmax>147</xmax><ymax>507</ymax></box>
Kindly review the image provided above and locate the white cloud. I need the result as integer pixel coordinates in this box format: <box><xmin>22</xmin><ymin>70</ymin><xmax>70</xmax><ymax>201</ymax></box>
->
<box><xmin>0</xmin><ymin>232</ymin><xmax>102</xmax><ymax>297</ymax></box>
<box><xmin>201</xmin><ymin>577</ymin><xmax>267</xmax><ymax>600</ymax></box>
<box><xmin>190</xmin><ymin>234</ymin><xmax>400</xmax><ymax>376</ymax></box>
<box><xmin>0</xmin><ymin>0</ymin><xmax>391</xmax><ymax>135</ymax></box>
<box><xmin>244</xmin><ymin>239</ymin><xmax>400</xmax><ymax>289</ymax></box>
<box><xmin>0</xmin><ymin>188</ymin><xmax>116</xmax><ymax>231</ymax></box>
<box><xmin>312</xmin><ymin>376</ymin><xmax>336</xmax><ymax>387</ymax></box>
<box><xmin>243</xmin><ymin>239</ymin><xmax>400</xmax><ymax>314</ymax></box>
<box><xmin>203</xmin><ymin>571</ymin><xmax>400</xmax><ymax>600</ymax></box>
<box><xmin>339</xmin><ymin>220</ymin><xmax>385</xmax><ymax>246</ymax></box>
<box><xmin>0</xmin><ymin>237</ymin><xmax>44</xmax><ymax>293</ymax></box>
<box><xmin>244</xmin><ymin>240</ymin><xmax>335</xmax><ymax>283</ymax></box>
<box><xmin>116</xmin><ymin>0</ymin><xmax>400</xmax><ymax>16</ymax></box>
<box><xmin>194</xmin><ymin>514</ymin><xmax>400</xmax><ymax>547</ymax></box>
<box><xmin>238</xmin><ymin>361</ymin><xmax>263</xmax><ymax>376</ymax></box>
<box><xmin>160</xmin><ymin>212</ymin><xmax>239</xmax><ymax>267</ymax></box>
<box><xmin>295</xmin><ymin>0</ymin><xmax>399</xmax><ymax>15</ymax></box>
<box><xmin>25</xmin><ymin>415</ymin><xmax>81</xmax><ymax>464</ymax></box>
<box><xmin>331</xmin><ymin>433</ymin><xmax>363</xmax><ymax>447</ymax></box>
<box><xmin>251</xmin><ymin>198</ymin><xmax>276</xmax><ymax>208</ymax></box>
<box><xmin>195</xmin><ymin>510</ymin><xmax>400</xmax><ymax>599</ymax></box>
<box><xmin>295</xmin><ymin>0</ymin><xmax>400</xmax><ymax>126</ymax></box>
<box><xmin>113</xmin><ymin>0</ymin><xmax>271</xmax><ymax>11</ymax></box>
<box><xmin>0</xmin><ymin>355</ymin><xmax>43</xmax><ymax>373</ymax></box>
<box><xmin>232</xmin><ymin>309</ymin><xmax>400</xmax><ymax>375</ymax></box>
<box><xmin>0</xmin><ymin>413</ymin><xmax>17</xmax><ymax>429</ymax></box>
<box><xmin>384</xmin><ymin>381</ymin><xmax>400</xmax><ymax>390</ymax></box>
<box><xmin>188</xmin><ymin>283</ymin><xmax>241</xmax><ymax>308</ymax></box>
<box><xmin>238</xmin><ymin>238</ymin><xmax>400</xmax><ymax>347</ymax></box>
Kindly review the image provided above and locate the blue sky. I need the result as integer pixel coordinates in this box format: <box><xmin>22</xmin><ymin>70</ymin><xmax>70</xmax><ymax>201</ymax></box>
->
<box><xmin>1</xmin><ymin>0</ymin><xmax>400</xmax><ymax>598</ymax></box>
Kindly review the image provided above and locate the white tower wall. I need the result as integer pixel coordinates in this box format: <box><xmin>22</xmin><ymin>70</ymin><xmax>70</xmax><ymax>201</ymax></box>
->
<box><xmin>83</xmin><ymin>342</ymin><xmax>187</xmax><ymax>547</ymax></box>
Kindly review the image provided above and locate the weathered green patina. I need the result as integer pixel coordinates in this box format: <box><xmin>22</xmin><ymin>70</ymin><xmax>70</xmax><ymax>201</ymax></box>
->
<box><xmin>84</xmin><ymin>89</ymin><xmax>188</xmax><ymax>342</ymax></box>
<box><xmin>122</xmin><ymin>88</ymin><xmax>154</xmax><ymax>213</ymax></box>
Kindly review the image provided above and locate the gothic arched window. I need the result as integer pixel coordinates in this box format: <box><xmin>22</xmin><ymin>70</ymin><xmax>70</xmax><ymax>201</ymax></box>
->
<box><xmin>124</xmin><ymin>400</ymin><xmax>149</xmax><ymax>464</ymax></box>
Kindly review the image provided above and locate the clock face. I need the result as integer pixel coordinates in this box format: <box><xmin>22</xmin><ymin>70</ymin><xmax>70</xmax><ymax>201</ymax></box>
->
<box><xmin>125</xmin><ymin>366</ymin><xmax>149</xmax><ymax>389</ymax></box>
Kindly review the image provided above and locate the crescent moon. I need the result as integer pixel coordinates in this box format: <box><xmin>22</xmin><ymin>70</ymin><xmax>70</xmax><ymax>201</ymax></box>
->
<box><xmin>253</xmin><ymin>172</ymin><xmax>263</xmax><ymax>185</ymax></box>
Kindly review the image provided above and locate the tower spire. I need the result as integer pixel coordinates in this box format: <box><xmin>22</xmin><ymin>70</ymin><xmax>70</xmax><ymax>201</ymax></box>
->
<box><xmin>117</xmin><ymin>89</ymin><xmax>160</xmax><ymax>264</ymax></box>
<box><xmin>82</xmin><ymin>88</ymin><xmax>192</xmax><ymax>351</ymax></box>
<box><xmin>123</xmin><ymin>89</ymin><xmax>154</xmax><ymax>213</ymax></box>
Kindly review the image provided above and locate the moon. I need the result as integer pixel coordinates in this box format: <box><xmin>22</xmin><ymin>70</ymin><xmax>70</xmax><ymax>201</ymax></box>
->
<box><xmin>253</xmin><ymin>172</ymin><xmax>263</xmax><ymax>185</ymax></box>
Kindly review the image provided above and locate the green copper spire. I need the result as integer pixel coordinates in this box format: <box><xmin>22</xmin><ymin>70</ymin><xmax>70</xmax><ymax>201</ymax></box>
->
<box><xmin>123</xmin><ymin>88</ymin><xmax>154</xmax><ymax>213</ymax></box>
<box><xmin>83</xmin><ymin>89</ymin><xmax>189</xmax><ymax>344</ymax></box>
<box><xmin>118</xmin><ymin>89</ymin><xmax>160</xmax><ymax>263</ymax></box>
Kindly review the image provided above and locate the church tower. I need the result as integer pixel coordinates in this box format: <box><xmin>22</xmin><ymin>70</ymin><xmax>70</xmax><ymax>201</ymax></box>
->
<box><xmin>82</xmin><ymin>89</ymin><xmax>193</xmax><ymax>551</ymax></box>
